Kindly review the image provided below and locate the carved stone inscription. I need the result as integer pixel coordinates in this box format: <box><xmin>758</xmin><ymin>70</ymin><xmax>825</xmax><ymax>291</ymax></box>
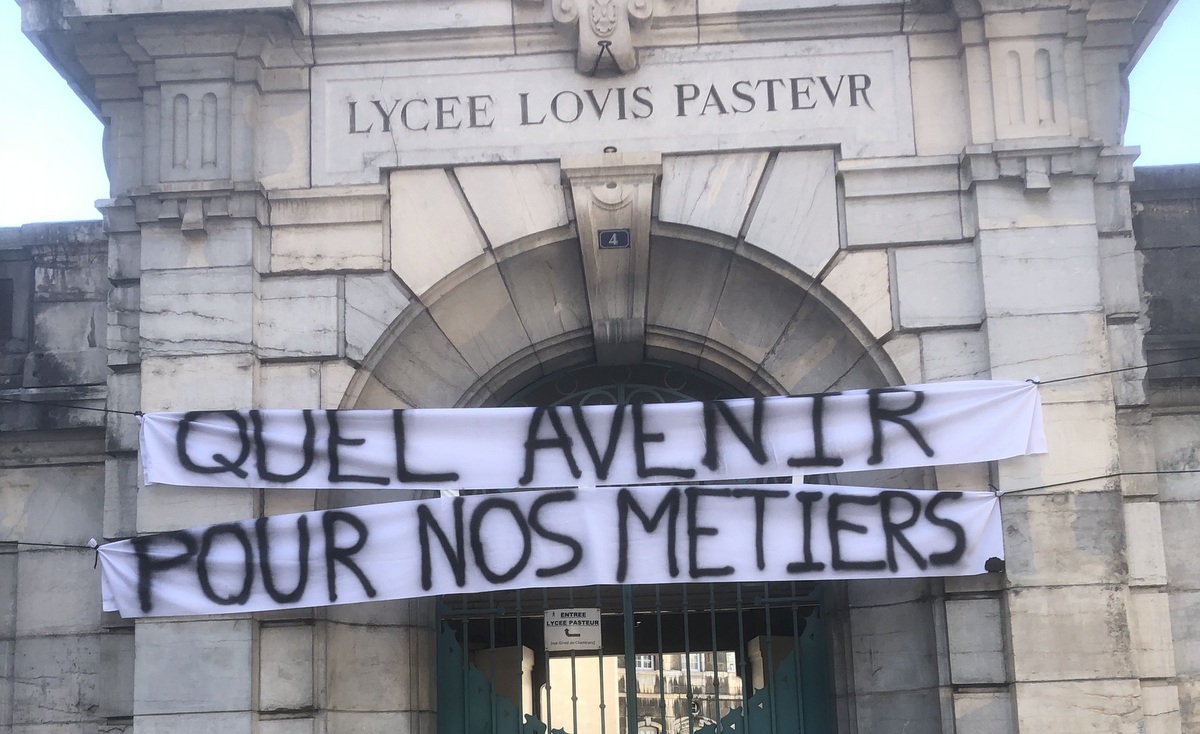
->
<box><xmin>312</xmin><ymin>39</ymin><xmax>913</xmax><ymax>185</ymax></box>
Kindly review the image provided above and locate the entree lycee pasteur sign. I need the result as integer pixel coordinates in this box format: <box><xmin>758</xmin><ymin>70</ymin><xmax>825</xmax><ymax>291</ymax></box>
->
<box><xmin>311</xmin><ymin>37</ymin><xmax>914</xmax><ymax>184</ymax></box>
<box><xmin>98</xmin><ymin>483</ymin><xmax>1003</xmax><ymax>618</ymax></box>
<box><xmin>139</xmin><ymin>380</ymin><xmax>1046</xmax><ymax>493</ymax></box>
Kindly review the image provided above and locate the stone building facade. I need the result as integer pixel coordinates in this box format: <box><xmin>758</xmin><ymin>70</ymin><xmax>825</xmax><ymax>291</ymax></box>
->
<box><xmin>2</xmin><ymin>0</ymin><xmax>1192</xmax><ymax>733</ymax></box>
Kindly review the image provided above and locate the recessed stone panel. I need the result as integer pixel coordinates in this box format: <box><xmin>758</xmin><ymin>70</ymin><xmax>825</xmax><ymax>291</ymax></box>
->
<box><xmin>313</xmin><ymin>39</ymin><xmax>914</xmax><ymax>184</ymax></box>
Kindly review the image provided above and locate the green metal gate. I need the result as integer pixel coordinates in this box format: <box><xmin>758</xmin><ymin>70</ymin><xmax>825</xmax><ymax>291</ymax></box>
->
<box><xmin>437</xmin><ymin>583</ymin><xmax>831</xmax><ymax>734</ymax></box>
<box><xmin>435</xmin><ymin>362</ymin><xmax>834</xmax><ymax>734</ymax></box>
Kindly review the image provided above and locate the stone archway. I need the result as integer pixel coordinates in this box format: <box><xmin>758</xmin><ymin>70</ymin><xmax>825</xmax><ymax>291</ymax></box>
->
<box><xmin>323</xmin><ymin>225</ymin><xmax>947</xmax><ymax>734</ymax></box>
<box><xmin>345</xmin><ymin>227</ymin><xmax>897</xmax><ymax>410</ymax></box>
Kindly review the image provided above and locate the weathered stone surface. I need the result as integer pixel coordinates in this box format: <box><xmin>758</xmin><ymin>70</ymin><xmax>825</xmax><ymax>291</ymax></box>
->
<box><xmin>321</xmin><ymin>360</ymin><xmax>360</xmax><ymax>408</ymax></box>
<box><xmin>945</xmin><ymin>597</ymin><xmax>1006</xmax><ymax>684</ymax></box>
<box><xmin>427</xmin><ymin>265</ymin><xmax>531</xmax><ymax>377</ymax></box>
<box><xmin>845</xmin><ymin>192</ymin><xmax>963</xmax><ymax>246</ymax></box>
<box><xmin>99</xmin><ymin>630</ymin><xmax>135</xmax><ymax>718</ymax></box>
<box><xmin>953</xmin><ymin>690</ymin><xmax>1015</xmax><ymax>734</ymax></box>
<box><xmin>920</xmin><ymin>328</ymin><xmax>989</xmax><ymax>380</ymax></box>
<box><xmin>12</xmin><ymin>633</ymin><xmax>100</xmax><ymax>724</ymax></box>
<box><xmin>257</xmin><ymin>363</ymin><xmax>321</xmax><ymax>408</ymax></box>
<box><xmin>1008</xmin><ymin>585</ymin><xmax>1133</xmax><ymax>681</ymax></box>
<box><xmin>136</xmin><ymin>483</ymin><xmax>255</xmax><ymax>534</ymax></box>
<box><xmin>977</xmin><ymin>225</ymin><xmax>1103</xmax><ymax>316</ymax></box>
<box><xmin>140</xmin><ymin>221</ymin><xmax>255</xmax><ymax>271</ymax></box>
<box><xmin>132</xmin><ymin>712</ymin><xmax>253</xmax><ymax>734</ymax></box>
<box><xmin>325</xmin><ymin>623</ymin><xmax>432</xmax><ymax>711</ymax></box>
<box><xmin>987</xmin><ymin>312</ymin><xmax>1110</xmax><ymax>403</ymax></box>
<box><xmin>1141</xmin><ymin>682</ymin><xmax>1184</xmax><ymax>734</ymax></box>
<box><xmin>15</xmin><ymin>549</ymin><xmax>99</xmax><ymax>636</ymax></box>
<box><xmin>0</xmin><ymin>464</ymin><xmax>104</xmax><ymax>545</ymax></box>
<box><xmin>705</xmin><ymin>255</ymin><xmax>804</xmax><ymax>369</ymax></box>
<box><xmin>257</xmin><ymin>275</ymin><xmax>340</xmax><ymax>359</ymax></box>
<box><xmin>660</xmin><ymin>153</ymin><xmax>768</xmax><ymax>238</ymax></box>
<box><xmin>1001</xmin><ymin>489</ymin><xmax>1126</xmax><ymax>587</ymax></box>
<box><xmin>1124</xmin><ymin>501</ymin><xmax>1168</xmax><ymax>586</ymax></box>
<box><xmin>134</xmin><ymin>620</ymin><xmax>252</xmax><ymax>714</ymax></box>
<box><xmin>140</xmin><ymin>268</ymin><xmax>253</xmax><ymax>356</ymax></box>
<box><xmin>368</xmin><ymin>311</ymin><xmax>481</xmax><ymax>408</ymax></box>
<box><xmin>976</xmin><ymin>177</ymin><xmax>1098</xmax><ymax>230</ymax></box>
<box><xmin>260</xmin><ymin>625</ymin><xmax>313</xmax><ymax>711</ymax></box>
<box><xmin>997</xmin><ymin>401</ymin><xmax>1118</xmax><ymax>493</ymax></box>
<box><xmin>272</xmin><ymin>222</ymin><xmax>386</xmax><ymax>273</ymax></box>
<box><xmin>344</xmin><ymin>273</ymin><xmax>411</xmax><ymax>363</ymax></box>
<box><xmin>1128</xmin><ymin>589</ymin><xmax>1177</xmax><ymax>678</ymax></box>
<box><xmin>258</xmin><ymin>718</ymin><xmax>315</xmax><ymax>734</ymax></box>
<box><xmin>456</xmin><ymin>163</ymin><xmax>569</xmax><ymax>246</ymax></box>
<box><xmin>1169</xmin><ymin>591</ymin><xmax>1200</xmax><ymax>676</ymax></box>
<box><xmin>881</xmin><ymin>332</ymin><xmax>921</xmax><ymax>384</ymax></box>
<box><xmin>389</xmin><ymin>169</ymin><xmax>488</xmax><ymax>297</ymax></box>
<box><xmin>744</xmin><ymin>150</ymin><xmax>840</xmax><ymax>277</ymax></box>
<box><xmin>820</xmin><ymin>250</ymin><xmax>892</xmax><ymax>339</ymax></box>
<box><xmin>911</xmin><ymin>57</ymin><xmax>970</xmax><ymax>156</ymax></box>
<box><xmin>1152</xmin><ymin>414</ymin><xmax>1200</xmax><ymax>503</ymax></box>
<box><xmin>104</xmin><ymin>455</ymin><xmax>139</xmax><ymax>539</ymax></box>
<box><xmin>893</xmin><ymin>244</ymin><xmax>984</xmax><ymax>328</ymax></box>
<box><xmin>1099</xmin><ymin>234</ymin><xmax>1141</xmax><ymax>316</ymax></box>
<box><xmin>496</xmin><ymin>240</ymin><xmax>589</xmax><ymax>352</ymax></box>
<box><xmin>1014</xmin><ymin>679</ymin><xmax>1141</xmax><ymax>734</ymax></box>
<box><xmin>849</xmin><ymin>599</ymin><xmax>938</xmax><ymax>693</ymax></box>
<box><xmin>141</xmin><ymin>354</ymin><xmax>254</xmax><ymax>412</ymax></box>
<box><xmin>646</xmin><ymin>236</ymin><xmax>730</xmax><ymax>340</ymax></box>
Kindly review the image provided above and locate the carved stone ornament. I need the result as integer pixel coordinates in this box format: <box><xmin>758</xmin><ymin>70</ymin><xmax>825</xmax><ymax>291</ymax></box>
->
<box><xmin>552</xmin><ymin>0</ymin><xmax>653</xmax><ymax>76</ymax></box>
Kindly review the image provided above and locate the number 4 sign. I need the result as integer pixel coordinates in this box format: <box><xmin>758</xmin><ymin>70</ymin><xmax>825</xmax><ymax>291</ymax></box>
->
<box><xmin>598</xmin><ymin>229</ymin><xmax>630</xmax><ymax>249</ymax></box>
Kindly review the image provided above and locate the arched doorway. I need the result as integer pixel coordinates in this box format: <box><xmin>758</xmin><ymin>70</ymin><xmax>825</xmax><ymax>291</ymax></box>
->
<box><xmin>332</xmin><ymin>231</ymin><xmax>948</xmax><ymax>734</ymax></box>
<box><xmin>437</xmin><ymin>361</ymin><xmax>831</xmax><ymax>734</ymax></box>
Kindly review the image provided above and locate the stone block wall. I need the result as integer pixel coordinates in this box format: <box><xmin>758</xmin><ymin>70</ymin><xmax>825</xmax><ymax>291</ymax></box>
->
<box><xmin>1133</xmin><ymin>164</ymin><xmax>1200</xmax><ymax>732</ymax></box>
<box><xmin>0</xmin><ymin>221</ymin><xmax>113</xmax><ymax>734</ymax></box>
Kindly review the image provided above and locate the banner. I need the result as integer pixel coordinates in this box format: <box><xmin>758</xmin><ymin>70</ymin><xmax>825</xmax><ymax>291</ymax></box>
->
<box><xmin>140</xmin><ymin>380</ymin><xmax>1045</xmax><ymax>491</ymax></box>
<box><xmin>99</xmin><ymin>483</ymin><xmax>1002</xmax><ymax>618</ymax></box>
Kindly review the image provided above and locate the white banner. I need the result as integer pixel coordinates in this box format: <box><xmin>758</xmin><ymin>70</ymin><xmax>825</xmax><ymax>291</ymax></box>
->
<box><xmin>140</xmin><ymin>380</ymin><xmax>1045</xmax><ymax>492</ymax></box>
<box><xmin>99</xmin><ymin>483</ymin><xmax>1002</xmax><ymax>618</ymax></box>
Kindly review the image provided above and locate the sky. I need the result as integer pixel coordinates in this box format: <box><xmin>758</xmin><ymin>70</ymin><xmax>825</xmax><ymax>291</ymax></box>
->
<box><xmin>0</xmin><ymin>0</ymin><xmax>1197</xmax><ymax>227</ymax></box>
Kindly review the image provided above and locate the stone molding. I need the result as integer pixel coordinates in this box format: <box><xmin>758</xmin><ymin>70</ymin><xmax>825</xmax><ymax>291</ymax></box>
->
<box><xmin>549</xmin><ymin>0</ymin><xmax>653</xmax><ymax>75</ymax></box>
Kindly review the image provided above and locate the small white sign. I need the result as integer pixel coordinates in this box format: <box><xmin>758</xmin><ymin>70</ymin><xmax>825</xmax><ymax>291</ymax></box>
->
<box><xmin>544</xmin><ymin>608</ymin><xmax>603</xmax><ymax>651</ymax></box>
